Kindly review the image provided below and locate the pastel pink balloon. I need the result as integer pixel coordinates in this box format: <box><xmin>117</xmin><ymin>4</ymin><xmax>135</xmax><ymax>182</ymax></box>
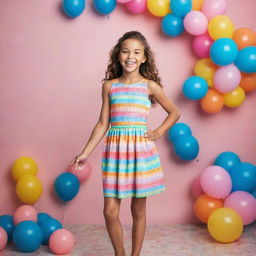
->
<box><xmin>49</xmin><ymin>229</ymin><xmax>75</xmax><ymax>255</ymax></box>
<box><xmin>192</xmin><ymin>32</ymin><xmax>214</xmax><ymax>58</ymax></box>
<box><xmin>0</xmin><ymin>227</ymin><xmax>8</xmax><ymax>251</ymax></box>
<box><xmin>117</xmin><ymin>0</ymin><xmax>132</xmax><ymax>3</ymax></box>
<box><xmin>191</xmin><ymin>175</ymin><xmax>205</xmax><ymax>197</ymax></box>
<box><xmin>67</xmin><ymin>162</ymin><xmax>92</xmax><ymax>183</ymax></box>
<box><xmin>214</xmin><ymin>64</ymin><xmax>241</xmax><ymax>93</ymax></box>
<box><xmin>13</xmin><ymin>205</ymin><xmax>37</xmax><ymax>225</ymax></box>
<box><xmin>224</xmin><ymin>191</ymin><xmax>256</xmax><ymax>225</ymax></box>
<box><xmin>184</xmin><ymin>11</ymin><xmax>208</xmax><ymax>36</ymax></box>
<box><xmin>202</xmin><ymin>0</ymin><xmax>227</xmax><ymax>20</ymax></box>
<box><xmin>126</xmin><ymin>0</ymin><xmax>146</xmax><ymax>14</ymax></box>
<box><xmin>200</xmin><ymin>165</ymin><xmax>232</xmax><ymax>199</ymax></box>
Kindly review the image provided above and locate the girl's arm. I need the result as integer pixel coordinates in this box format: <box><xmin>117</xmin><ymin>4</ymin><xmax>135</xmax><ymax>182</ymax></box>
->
<box><xmin>145</xmin><ymin>81</ymin><xmax>180</xmax><ymax>141</ymax></box>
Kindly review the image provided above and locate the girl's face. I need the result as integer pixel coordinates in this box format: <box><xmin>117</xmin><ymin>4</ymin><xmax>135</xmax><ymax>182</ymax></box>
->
<box><xmin>119</xmin><ymin>38</ymin><xmax>146</xmax><ymax>74</ymax></box>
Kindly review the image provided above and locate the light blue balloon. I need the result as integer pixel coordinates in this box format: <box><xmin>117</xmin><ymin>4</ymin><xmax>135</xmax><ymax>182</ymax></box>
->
<box><xmin>0</xmin><ymin>215</ymin><xmax>14</xmax><ymax>241</ymax></box>
<box><xmin>214</xmin><ymin>151</ymin><xmax>241</xmax><ymax>172</ymax></box>
<box><xmin>235</xmin><ymin>46</ymin><xmax>256</xmax><ymax>73</ymax></box>
<box><xmin>210</xmin><ymin>38</ymin><xmax>238</xmax><ymax>66</ymax></box>
<box><xmin>182</xmin><ymin>76</ymin><xmax>208</xmax><ymax>100</ymax></box>
<box><xmin>170</xmin><ymin>0</ymin><xmax>192</xmax><ymax>17</ymax></box>
<box><xmin>37</xmin><ymin>213</ymin><xmax>51</xmax><ymax>223</ymax></box>
<box><xmin>62</xmin><ymin>0</ymin><xmax>86</xmax><ymax>18</ymax></box>
<box><xmin>168</xmin><ymin>123</ymin><xmax>192</xmax><ymax>143</ymax></box>
<box><xmin>93</xmin><ymin>0</ymin><xmax>116</xmax><ymax>15</ymax></box>
<box><xmin>161</xmin><ymin>14</ymin><xmax>184</xmax><ymax>37</ymax></box>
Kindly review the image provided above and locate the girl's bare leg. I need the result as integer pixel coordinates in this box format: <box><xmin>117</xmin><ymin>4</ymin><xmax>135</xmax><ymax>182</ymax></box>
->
<box><xmin>103</xmin><ymin>197</ymin><xmax>126</xmax><ymax>256</ymax></box>
<box><xmin>130</xmin><ymin>197</ymin><xmax>147</xmax><ymax>256</ymax></box>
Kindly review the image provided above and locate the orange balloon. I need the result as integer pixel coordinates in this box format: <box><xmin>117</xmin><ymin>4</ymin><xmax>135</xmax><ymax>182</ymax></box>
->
<box><xmin>240</xmin><ymin>72</ymin><xmax>256</xmax><ymax>93</ymax></box>
<box><xmin>192</xmin><ymin>0</ymin><xmax>204</xmax><ymax>10</ymax></box>
<box><xmin>200</xmin><ymin>89</ymin><xmax>224</xmax><ymax>114</ymax></box>
<box><xmin>194</xmin><ymin>194</ymin><xmax>223</xmax><ymax>223</ymax></box>
<box><xmin>232</xmin><ymin>27</ymin><xmax>256</xmax><ymax>50</ymax></box>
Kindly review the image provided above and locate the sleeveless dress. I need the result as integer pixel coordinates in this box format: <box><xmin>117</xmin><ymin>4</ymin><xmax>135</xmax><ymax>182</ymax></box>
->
<box><xmin>102</xmin><ymin>79</ymin><xmax>165</xmax><ymax>198</ymax></box>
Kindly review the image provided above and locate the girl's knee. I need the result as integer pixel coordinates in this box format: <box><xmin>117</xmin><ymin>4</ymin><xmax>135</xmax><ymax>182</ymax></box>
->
<box><xmin>103</xmin><ymin>207</ymin><xmax>120</xmax><ymax>221</ymax></box>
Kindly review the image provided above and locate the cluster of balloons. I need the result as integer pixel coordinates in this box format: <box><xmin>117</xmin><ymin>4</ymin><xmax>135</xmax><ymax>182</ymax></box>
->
<box><xmin>168</xmin><ymin>122</ymin><xmax>199</xmax><ymax>161</ymax></box>
<box><xmin>11</xmin><ymin>156</ymin><xmax>43</xmax><ymax>204</ymax></box>
<box><xmin>192</xmin><ymin>151</ymin><xmax>256</xmax><ymax>243</ymax></box>
<box><xmin>0</xmin><ymin>205</ymin><xmax>74</xmax><ymax>254</ymax></box>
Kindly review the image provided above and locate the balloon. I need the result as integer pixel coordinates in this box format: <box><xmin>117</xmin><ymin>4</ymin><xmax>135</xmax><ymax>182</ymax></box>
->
<box><xmin>184</xmin><ymin>11</ymin><xmax>208</xmax><ymax>36</ymax></box>
<box><xmin>202</xmin><ymin>0</ymin><xmax>227</xmax><ymax>20</ymax></box>
<box><xmin>161</xmin><ymin>14</ymin><xmax>184</xmax><ymax>37</ymax></box>
<box><xmin>93</xmin><ymin>0</ymin><xmax>117</xmax><ymax>15</ymax></box>
<box><xmin>235</xmin><ymin>46</ymin><xmax>256</xmax><ymax>73</ymax></box>
<box><xmin>214</xmin><ymin>152</ymin><xmax>241</xmax><ymax>172</ymax></box>
<box><xmin>192</xmin><ymin>0</ymin><xmax>204</xmax><ymax>10</ymax></box>
<box><xmin>224</xmin><ymin>191</ymin><xmax>256</xmax><ymax>225</ymax></box>
<box><xmin>13</xmin><ymin>221</ymin><xmax>43</xmax><ymax>252</ymax></box>
<box><xmin>192</xmin><ymin>32</ymin><xmax>214</xmax><ymax>58</ymax></box>
<box><xmin>207</xmin><ymin>207</ymin><xmax>243</xmax><ymax>243</ymax></box>
<box><xmin>239</xmin><ymin>72</ymin><xmax>256</xmax><ymax>93</ymax></box>
<box><xmin>223</xmin><ymin>87</ymin><xmax>245</xmax><ymax>108</ymax></box>
<box><xmin>170</xmin><ymin>0</ymin><xmax>192</xmax><ymax>17</ymax></box>
<box><xmin>37</xmin><ymin>213</ymin><xmax>51</xmax><ymax>223</ymax></box>
<box><xmin>210</xmin><ymin>38</ymin><xmax>238</xmax><ymax>66</ymax></box>
<box><xmin>0</xmin><ymin>215</ymin><xmax>14</xmax><ymax>241</ymax></box>
<box><xmin>251</xmin><ymin>188</ymin><xmax>256</xmax><ymax>198</ymax></box>
<box><xmin>67</xmin><ymin>161</ymin><xmax>92</xmax><ymax>183</ymax></box>
<box><xmin>194</xmin><ymin>58</ymin><xmax>217</xmax><ymax>87</ymax></box>
<box><xmin>54</xmin><ymin>173</ymin><xmax>80</xmax><ymax>202</ymax></box>
<box><xmin>229</xmin><ymin>162</ymin><xmax>256</xmax><ymax>192</ymax></box>
<box><xmin>16</xmin><ymin>175</ymin><xmax>43</xmax><ymax>204</ymax></box>
<box><xmin>232</xmin><ymin>27</ymin><xmax>256</xmax><ymax>50</ymax></box>
<box><xmin>200</xmin><ymin>89</ymin><xmax>224</xmax><ymax>114</ymax></box>
<box><xmin>126</xmin><ymin>0</ymin><xmax>146</xmax><ymax>13</ymax></box>
<box><xmin>147</xmin><ymin>0</ymin><xmax>170</xmax><ymax>17</ymax></box>
<box><xmin>182</xmin><ymin>76</ymin><xmax>208</xmax><ymax>100</ymax></box>
<box><xmin>200</xmin><ymin>165</ymin><xmax>232</xmax><ymax>199</ymax></box>
<box><xmin>208</xmin><ymin>15</ymin><xmax>234</xmax><ymax>40</ymax></box>
<box><xmin>0</xmin><ymin>227</ymin><xmax>7</xmax><ymax>251</ymax></box>
<box><xmin>13</xmin><ymin>205</ymin><xmax>37</xmax><ymax>225</ymax></box>
<box><xmin>49</xmin><ymin>229</ymin><xmax>75</xmax><ymax>255</ymax></box>
<box><xmin>214</xmin><ymin>64</ymin><xmax>241</xmax><ymax>93</ymax></box>
<box><xmin>117</xmin><ymin>0</ymin><xmax>132</xmax><ymax>3</ymax></box>
<box><xmin>173</xmin><ymin>135</ymin><xmax>199</xmax><ymax>161</ymax></box>
<box><xmin>62</xmin><ymin>0</ymin><xmax>86</xmax><ymax>18</ymax></box>
<box><xmin>191</xmin><ymin>174</ymin><xmax>204</xmax><ymax>197</ymax></box>
<box><xmin>194</xmin><ymin>194</ymin><xmax>223</xmax><ymax>223</ymax></box>
<box><xmin>167</xmin><ymin>122</ymin><xmax>192</xmax><ymax>143</ymax></box>
<box><xmin>11</xmin><ymin>156</ymin><xmax>38</xmax><ymax>182</ymax></box>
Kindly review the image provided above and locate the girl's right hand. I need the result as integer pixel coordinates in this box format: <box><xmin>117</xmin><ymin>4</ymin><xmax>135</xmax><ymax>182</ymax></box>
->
<box><xmin>70</xmin><ymin>153</ymin><xmax>88</xmax><ymax>170</ymax></box>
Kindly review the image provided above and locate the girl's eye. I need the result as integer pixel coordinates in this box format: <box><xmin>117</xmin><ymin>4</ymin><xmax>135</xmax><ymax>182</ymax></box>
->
<box><xmin>135</xmin><ymin>52</ymin><xmax>140</xmax><ymax>54</ymax></box>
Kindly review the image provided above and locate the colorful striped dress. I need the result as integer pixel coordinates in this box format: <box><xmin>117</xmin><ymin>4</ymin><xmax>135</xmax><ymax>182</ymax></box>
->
<box><xmin>102</xmin><ymin>79</ymin><xmax>165</xmax><ymax>198</ymax></box>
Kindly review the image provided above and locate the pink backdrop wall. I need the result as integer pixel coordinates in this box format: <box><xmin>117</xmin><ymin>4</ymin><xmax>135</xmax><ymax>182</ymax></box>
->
<box><xmin>0</xmin><ymin>0</ymin><xmax>255</xmax><ymax>225</ymax></box>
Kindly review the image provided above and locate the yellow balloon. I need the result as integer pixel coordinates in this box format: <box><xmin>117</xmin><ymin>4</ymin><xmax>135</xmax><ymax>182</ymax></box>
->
<box><xmin>192</xmin><ymin>0</ymin><xmax>204</xmax><ymax>10</ymax></box>
<box><xmin>147</xmin><ymin>0</ymin><xmax>171</xmax><ymax>17</ymax></box>
<box><xmin>208</xmin><ymin>15</ymin><xmax>235</xmax><ymax>40</ymax></box>
<box><xmin>16</xmin><ymin>175</ymin><xmax>43</xmax><ymax>204</ymax></box>
<box><xmin>194</xmin><ymin>58</ymin><xmax>217</xmax><ymax>87</ymax></box>
<box><xmin>208</xmin><ymin>207</ymin><xmax>243</xmax><ymax>243</ymax></box>
<box><xmin>223</xmin><ymin>87</ymin><xmax>245</xmax><ymax>108</ymax></box>
<box><xmin>11</xmin><ymin>156</ymin><xmax>38</xmax><ymax>182</ymax></box>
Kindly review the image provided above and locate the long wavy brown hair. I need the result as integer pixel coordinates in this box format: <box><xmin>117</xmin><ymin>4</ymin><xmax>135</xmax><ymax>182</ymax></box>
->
<box><xmin>103</xmin><ymin>31</ymin><xmax>163</xmax><ymax>106</ymax></box>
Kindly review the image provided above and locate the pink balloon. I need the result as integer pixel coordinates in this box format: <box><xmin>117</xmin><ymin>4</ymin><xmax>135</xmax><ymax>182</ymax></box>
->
<box><xmin>224</xmin><ymin>191</ymin><xmax>256</xmax><ymax>225</ymax></box>
<box><xmin>0</xmin><ymin>227</ymin><xmax>8</xmax><ymax>251</ymax></box>
<box><xmin>13</xmin><ymin>205</ymin><xmax>37</xmax><ymax>225</ymax></box>
<box><xmin>191</xmin><ymin>175</ymin><xmax>205</xmax><ymax>197</ymax></box>
<box><xmin>117</xmin><ymin>0</ymin><xmax>132</xmax><ymax>3</ymax></box>
<box><xmin>192</xmin><ymin>32</ymin><xmax>214</xmax><ymax>58</ymax></box>
<box><xmin>67</xmin><ymin>162</ymin><xmax>92</xmax><ymax>183</ymax></box>
<box><xmin>200</xmin><ymin>165</ymin><xmax>232</xmax><ymax>199</ymax></box>
<box><xmin>184</xmin><ymin>11</ymin><xmax>208</xmax><ymax>36</ymax></box>
<box><xmin>214</xmin><ymin>64</ymin><xmax>241</xmax><ymax>93</ymax></box>
<box><xmin>49</xmin><ymin>229</ymin><xmax>75</xmax><ymax>255</ymax></box>
<box><xmin>202</xmin><ymin>0</ymin><xmax>227</xmax><ymax>20</ymax></box>
<box><xmin>126</xmin><ymin>0</ymin><xmax>146</xmax><ymax>14</ymax></box>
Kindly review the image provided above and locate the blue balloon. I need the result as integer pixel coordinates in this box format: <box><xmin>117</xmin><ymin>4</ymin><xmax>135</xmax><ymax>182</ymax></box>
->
<box><xmin>37</xmin><ymin>213</ymin><xmax>51</xmax><ymax>223</ymax></box>
<box><xmin>93</xmin><ymin>0</ymin><xmax>116</xmax><ymax>15</ymax></box>
<box><xmin>173</xmin><ymin>135</ymin><xmax>199</xmax><ymax>161</ymax></box>
<box><xmin>229</xmin><ymin>162</ymin><xmax>256</xmax><ymax>192</ymax></box>
<box><xmin>210</xmin><ymin>38</ymin><xmax>238</xmax><ymax>66</ymax></box>
<box><xmin>13</xmin><ymin>221</ymin><xmax>43</xmax><ymax>252</ymax></box>
<box><xmin>38</xmin><ymin>218</ymin><xmax>63</xmax><ymax>245</ymax></box>
<box><xmin>182</xmin><ymin>76</ymin><xmax>208</xmax><ymax>100</ymax></box>
<box><xmin>170</xmin><ymin>0</ymin><xmax>192</xmax><ymax>17</ymax></box>
<box><xmin>62</xmin><ymin>0</ymin><xmax>86</xmax><ymax>18</ymax></box>
<box><xmin>0</xmin><ymin>215</ymin><xmax>14</xmax><ymax>241</ymax></box>
<box><xmin>161</xmin><ymin>14</ymin><xmax>184</xmax><ymax>37</ymax></box>
<box><xmin>251</xmin><ymin>187</ymin><xmax>256</xmax><ymax>198</ymax></box>
<box><xmin>214</xmin><ymin>151</ymin><xmax>241</xmax><ymax>172</ymax></box>
<box><xmin>55</xmin><ymin>172</ymin><xmax>80</xmax><ymax>202</ymax></box>
<box><xmin>168</xmin><ymin>123</ymin><xmax>192</xmax><ymax>143</ymax></box>
<box><xmin>235</xmin><ymin>46</ymin><xmax>256</xmax><ymax>73</ymax></box>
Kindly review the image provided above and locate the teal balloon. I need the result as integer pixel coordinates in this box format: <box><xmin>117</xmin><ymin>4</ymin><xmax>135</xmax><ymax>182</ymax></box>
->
<box><xmin>0</xmin><ymin>215</ymin><xmax>14</xmax><ymax>241</ymax></box>
<box><xmin>161</xmin><ymin>14</ymin><xmax>184</xmax><ymax>37</ymax></box>
<box><xmin>214</xmin><ymin>151</ymin><xmax>241</xmax><ymax>172</ymax></box>
<box><xmin>93</xmin><ymin>0</ymin><xmax>117</xmax><ymax>15</ymax></box>
<box><xmin>62</xmin><ymin>0</ymin><xmax>86</xmax><ymax>18</ymax></box>
<box><xmin>235</xmin><ymin>46</ymin><xmax>256</xmax><ymax>73</ymax></box>
<box><xmin>168</xmin><ymin>123</ymin><xmax>192</xmax><ymax>143</ymax></box>
<box><xmin>171</xmin><ymin>0</ymin><xmax>192</xmax><ymax>17</ymax></box>
<box><xmin>37</xmin><ymin>213</ymin><xmax>51</xmax><ymax>223</ymax></box>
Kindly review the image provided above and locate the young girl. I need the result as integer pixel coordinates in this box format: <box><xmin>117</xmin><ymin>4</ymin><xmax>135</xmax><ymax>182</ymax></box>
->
<box><xmin>71</xmin><ymin>31</ymin><xmax>180</xmax><ymax>256</ymax></box>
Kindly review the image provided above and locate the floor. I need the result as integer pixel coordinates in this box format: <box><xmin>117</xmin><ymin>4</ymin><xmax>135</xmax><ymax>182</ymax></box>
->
<box><xmin>1</xmin><ymin>223</ymin><xmax>256</xmax><ymax>256</ymax></box>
